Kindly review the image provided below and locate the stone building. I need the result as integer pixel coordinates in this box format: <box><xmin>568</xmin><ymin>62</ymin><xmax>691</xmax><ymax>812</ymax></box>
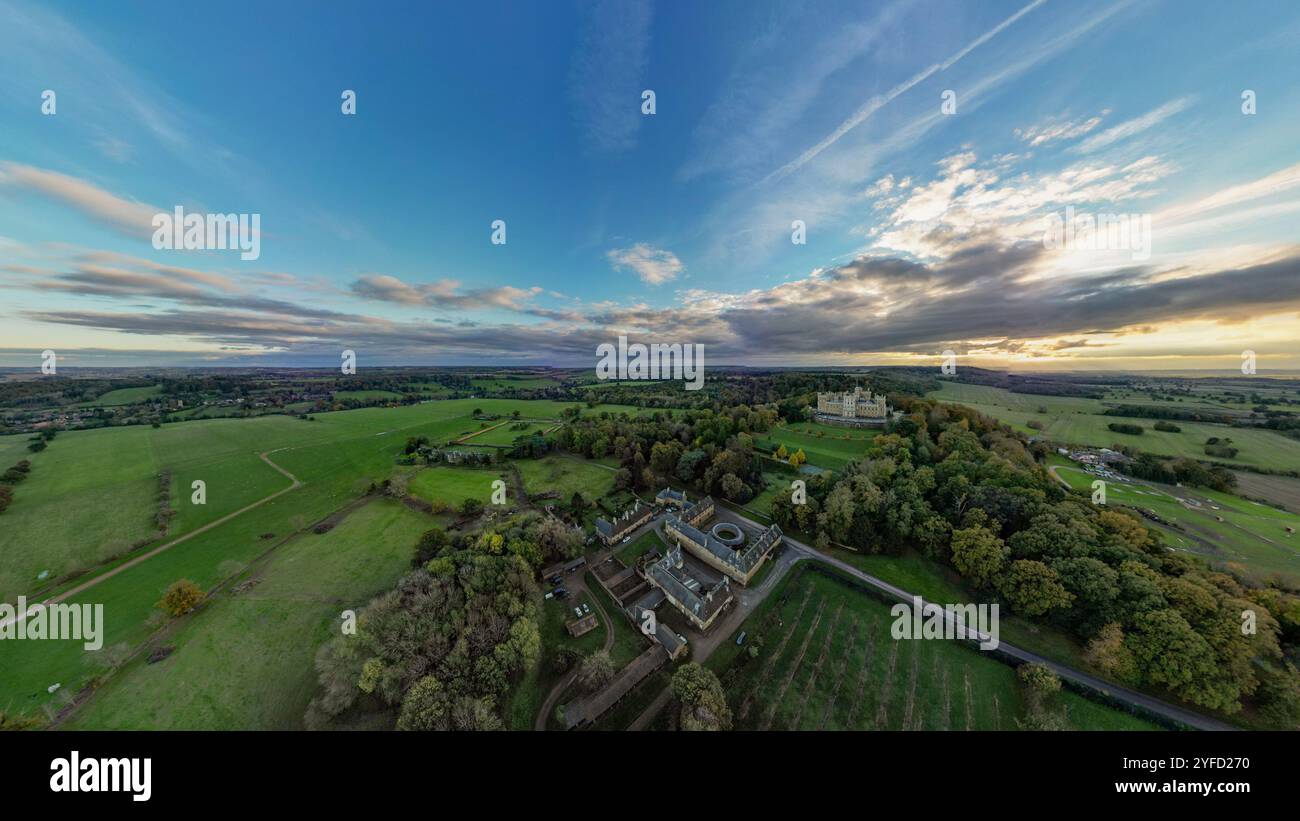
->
<box><xmin>815</xmin><ymin>385</ymin><xmax>891</xmax><ymax>427</ymax></box>
<box><xmin>594</xmin><ymin>500</ymin><xmax>653</xmax><ymax>546</ymax></box>
<box><xmin>661</xmin><ymin>495</ymin><xmax>782</xmax><ymax>586</ymax></box>
<box><xmin>644</xmin><ymin>545</ymin><xmax>733</xmax><ymax>632</ymax></box>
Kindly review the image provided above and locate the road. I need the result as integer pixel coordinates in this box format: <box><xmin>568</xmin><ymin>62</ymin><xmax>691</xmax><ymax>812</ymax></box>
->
<box><xmin>0</xmin><ymin>449</ymin><xmax>301</xmax><ymax>628</ymax></box>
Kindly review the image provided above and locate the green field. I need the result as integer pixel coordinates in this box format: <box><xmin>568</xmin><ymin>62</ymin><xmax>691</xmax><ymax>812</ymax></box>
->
<box><xmin>0</xmin><ymin>398</ymin><xmax>636</xmax><ymax>720</ymax></box>
<box><xmin>1052</xmin><ymin>460</ymin><xmax>1300</xmax><ymax>585</ymax></box>
<box><xmin>758</xmin><ymin>422</ymin><xmax>877</xmax><ymax>470</ymax></box>
<box><xmin>408</xmin><ymin>465</ymin><xmax>507</xmax><ymax>507</ymax></box>
<box><xmin>514</xmin><ymin>454</ymin><xmax>615</xmax><ymax>503</ymax></box>
<box><xmin>711</xmin><ymin>565</ymin><xmax>1158</xmax><ymax>730</ymax></box>
<box><xmin>65</xmin><ymin>499</ymin><xmax>426</xmax><ymax>729</ymax></box>
<box><xmin>931</xmin><ymin>381</ymin><xmax>1300</xmax><ymax>469</ymax></box>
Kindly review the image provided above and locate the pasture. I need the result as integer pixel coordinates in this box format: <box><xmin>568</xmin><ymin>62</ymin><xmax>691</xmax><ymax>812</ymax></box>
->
<box><xmin>0</xmin><ymin>398</ymin><xmax>636</xmax><ymax>720</ymax></box>
<box><xmin>712</xmin><ymin>565</ymin><xmax>1157</xmax><ymax>730</ymax></box>
<box><xmin>65</xmin><ymin>499</ymin><xmax>426</xmax><ymax>729</ymax></box>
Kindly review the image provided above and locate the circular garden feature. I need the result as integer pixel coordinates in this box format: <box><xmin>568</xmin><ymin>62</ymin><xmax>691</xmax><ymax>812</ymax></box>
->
<box><xmin>710</xmin><ymin>522</ymin><xmax>745</xmax><ymax>547</ymax></box>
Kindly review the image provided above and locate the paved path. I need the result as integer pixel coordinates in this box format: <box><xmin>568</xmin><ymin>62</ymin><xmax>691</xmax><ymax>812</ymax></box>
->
<box><xmin>1</xmin><ymin>450</ymin><xmax>301</xmax><ymax>627</ymax></box>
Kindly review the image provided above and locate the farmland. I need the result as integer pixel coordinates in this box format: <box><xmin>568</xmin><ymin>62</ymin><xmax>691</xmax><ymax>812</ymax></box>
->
<box><xmin>711</xmin><ymin>565</ymin><xmax>1158</xmax><ymax>730</ymax></box>
<box><xmin>930</xmin><ymin>380</ymin><xmax>1300</xmax><ymax>470</ymax></box>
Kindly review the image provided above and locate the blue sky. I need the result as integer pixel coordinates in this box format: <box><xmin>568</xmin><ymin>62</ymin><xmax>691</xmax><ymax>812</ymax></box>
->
<box><xmin>1</xmin><ymin>0</ymin><xmax>1298</xmax><ymax>369</ymax></box>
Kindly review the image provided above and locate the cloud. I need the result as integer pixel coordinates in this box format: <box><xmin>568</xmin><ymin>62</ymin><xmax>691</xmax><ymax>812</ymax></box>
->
<box><xmin>761</xmin><ymin>0</ymin><xmax>1048</xmax><ymax>184</ymax></box>
<box><xmin>568</xmin><ymin>0</ymin><xmax>653</xmax><ymax>153</ymax></box>
<box><xmin>606</xmin><ymin>243</ymin><xmax>684</xmax><ymax>285</ymax></box>
<box><xmin>0</xmin><ymin>162</ymin><xmax>159</xmax><ymax>238</ymax></box>
<box><xmin>1073</xmin><ymin>97</ymin><xmax>1192</xmax><ymax>153</ymax></box>
<box><xmin>1014</xmin><ymin>112</ymin><xmax>1107</xmax><ymax>146</ymax></box>
<box><xmin>349</xmin><ymin>274</ymin><xmax>543</xmax><ymax>312</ymax></box>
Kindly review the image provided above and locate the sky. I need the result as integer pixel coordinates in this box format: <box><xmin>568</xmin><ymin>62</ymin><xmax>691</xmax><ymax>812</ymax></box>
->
<box><xmin>1</xmin><ymin>0</ymin><xmax>1298</xmax><ymax>371</ymax></box>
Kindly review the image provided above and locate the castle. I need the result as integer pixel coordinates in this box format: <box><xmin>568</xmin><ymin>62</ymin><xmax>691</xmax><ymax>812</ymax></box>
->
<box><xmin>815</xmin><ymin>386</ymin><xmax>892</xmax><ymax>428</ymax></box>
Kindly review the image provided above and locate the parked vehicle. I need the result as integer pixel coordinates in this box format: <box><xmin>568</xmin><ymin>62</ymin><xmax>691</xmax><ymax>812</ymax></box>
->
<box><xmin>736</xmin><ymin>631</ymin><xmax>747</xmax><ymax>646</ymax></box>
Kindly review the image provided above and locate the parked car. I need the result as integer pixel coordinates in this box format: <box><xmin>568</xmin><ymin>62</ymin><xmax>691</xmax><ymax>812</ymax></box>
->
<box><xmin>573</xmin><ymin>607</ymin><xmax>583</xmax><ymax>618</ymax></box>
<box><xmin>544</xmin><ymin>592</ymin><xmax>553</xmax><ymax>600</ymax></box>
<box><xmin>581</xmin><ymin>603</ymin><xmax>590</xmax><ymax>615</ymax></box>
<box><xmin>736</xmin><ymin>631</ymin><xmax>748</xmax><ymax>646</ymax></box>
<box><xmin>622</xmin><ymin>536</ymin><xmax>631</xmax><ymax>544</ymax></box>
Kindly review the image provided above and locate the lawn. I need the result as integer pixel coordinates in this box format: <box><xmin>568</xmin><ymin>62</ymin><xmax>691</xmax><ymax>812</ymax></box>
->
<box><xmin>65</xmin><ymin>499</ymin><xmax>427</xmax><ymax>729</ymax></box>
<box><xmin>408</xmin><ymin>465</ymin><xmax>507</xmax><ymax>507</ymax></box>
<box><xmin>710</xmin><ymin>564</ymin><xmax>1157</xmax><ymax>730</ymax></box>
<box><xmin>758</xmin><ymin>423</ymin><xmax>877</xmax><ymax>470</ymax></box>
<box><xmin>615</xmin><ymin>529</ymin><xmax>668</xmax><ymax>565</ymax></box>
<box><xmin>514</xmin><ymin>454</ymin><xmax>616</xmax><ymax>503</ymax></box>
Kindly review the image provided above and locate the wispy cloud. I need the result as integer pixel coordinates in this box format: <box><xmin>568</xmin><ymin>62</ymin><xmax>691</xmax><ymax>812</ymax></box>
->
<box><xmin>0</xmin><ymin>162</ymin><xmax>158</xmax><ymax>238</ymax></box>
<box><xmin>568</xmin><ymin>0</ymin><xmax>653</xmax><ymax>153</ymax></box>
<box><xmin>761</xmin><ymin>0</ymin><xmax>1048</xmax><ymax>184</ymax></box>
<box><xmin>1073</xmin><ymin>97</ymin><xmax>1193</xmax><ymax>153</ymax></box>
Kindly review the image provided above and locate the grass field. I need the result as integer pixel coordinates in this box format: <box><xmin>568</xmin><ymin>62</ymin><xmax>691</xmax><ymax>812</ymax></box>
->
<box><xmin>65</xmin><ymin>499</ymin><xmax>426</xmax><ymax>729</ymax></box>
<box><xmin>1233</xmin><ymin>472</ymin><xmax>1300</xmax><ymax>512</ymax></box>
<box><xmin>408</xmin><ymin>465</ymin><xmax>507</xmax><ymax>507</ymax></box>
<box><xmin>757</xmin><ymin>422</ymin><xmax>877</xmax><ymax>470</ymax></box>
<box><xmin>931</xmin><ymin>381</ymin><xmax>1300</xmax><ymax>469</ymax></box>
<box><xmin>0</xmin><ymin>398</ymin><xmax>636</xmax><ymax>720</ymax></box>
<box><xmin>1051</xmin><ymin>460</ymin><xmax>1300</xmax><ymax>585</ymax></box>
<box><xmin>711</xmin><ymin>565</ymin><xmax>1157</xmax><ymax>730</ymax></box>
<box><xmin>514</xmin><ymin>454</ymin><xmax>615</xmax><ymax>502</ymax></box>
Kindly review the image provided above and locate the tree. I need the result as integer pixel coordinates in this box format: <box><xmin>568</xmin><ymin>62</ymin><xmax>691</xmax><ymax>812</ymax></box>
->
<box><xmin>774</xmin><ymin>443</ymin><xmax>789</xmax><ymax>460</ymax></box>
<box><xmin>671</xmin><ymin>663</ymin><xmax>732</xmax><ymax>730</ymax></box>
<box><xmin>789</xmin><ymin>448</ymin><xmax>806</xmax><ymax>468</ymax></box>
<box><xmin>998</xmin><ymin>560</ymin><xmax>1073</xmax><ymax>617</ymax></box>
<box><xmin>157</xmin><ymin>579</ymin><xmax>204</xmax><ymax>617</ymax></box>
<box><xmin>950</xmin><ymin>525</ymin><xmax>1008</xmax><ymax>589</ymax></box>
<box><xmin>397</xmin><ymin>676</ymin><xmax>449</xmax><ymax>730</ymax></box>
<box><xmin>460</xmin><ymin>497</ymin><xmax>484</xmax><ymax>516</ymax></box>
<box><xmin>577</xmin><ymin>651</ymin><xmax>615</xmax><ymax>693</ymax></box>
<box><xmin>1083</xmin><ymin>622</ymin><xmax>1138</xmax><ymax>683</ymax></box>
